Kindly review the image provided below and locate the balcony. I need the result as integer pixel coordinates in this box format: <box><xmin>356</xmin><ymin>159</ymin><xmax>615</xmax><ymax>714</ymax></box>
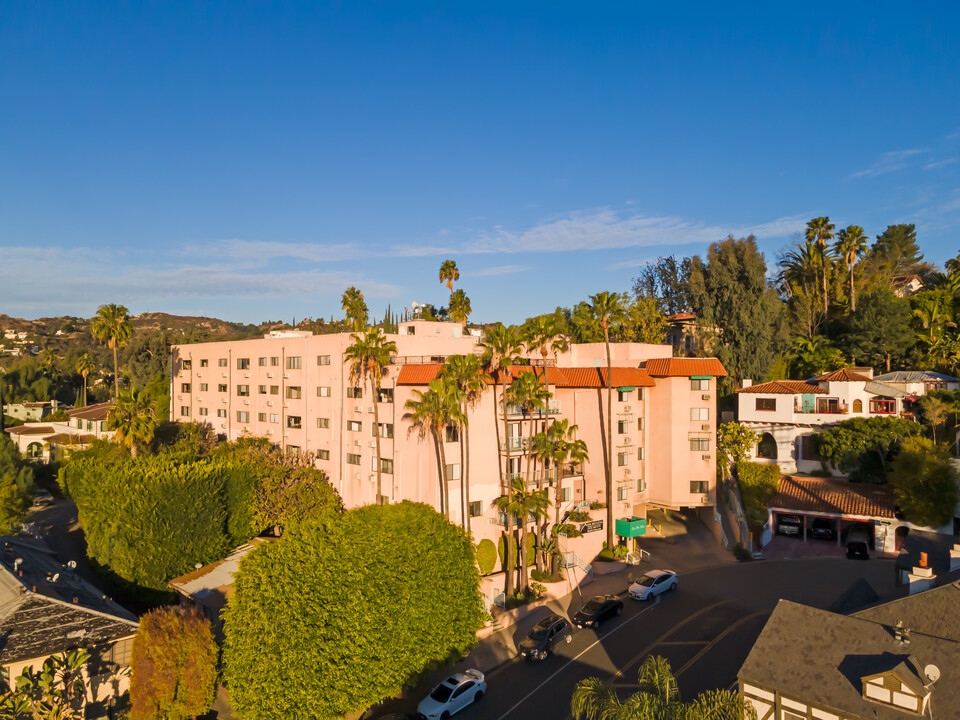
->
<box><xmin>499</xmin><ymin>436</ymin><xmax>531</xmax><ymax>452</ymax></box>
<box><xmin>505</xmin><ymin>403</ymin><xmax>561</xmax><ymax>418</ymax></box>
<box><xmin>500</xmin><ymin>463</ymin><xmax>584</xmax><ymax>486</ymax></box>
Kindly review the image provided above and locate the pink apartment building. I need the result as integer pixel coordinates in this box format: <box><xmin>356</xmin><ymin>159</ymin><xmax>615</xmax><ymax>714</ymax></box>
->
<box><xmin>170</xmin><ymin>321</ymin><xmax>727</xmax><ymax>545</ymax></box>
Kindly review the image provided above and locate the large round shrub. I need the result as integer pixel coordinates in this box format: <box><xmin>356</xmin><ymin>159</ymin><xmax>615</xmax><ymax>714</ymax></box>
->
<box><xmin>476</xmin><ymin>538</ymin><xmax>497</xmax><ymax>575</ymax></box>
<box><xmin>223</xmin><ymin>501</ymin><xmax>484</xmax><ymax>720</ymax></box>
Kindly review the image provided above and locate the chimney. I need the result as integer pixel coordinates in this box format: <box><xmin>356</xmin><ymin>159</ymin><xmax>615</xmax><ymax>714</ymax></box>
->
<box><xmin>894</xmin><ymin>620</ymin><xmax>912</xmax><ymax>646</ymax></box>
<box><xmin>908</xmin><ymin>553</ymin><xmax>937</xmax><ymax>594</ymax></box>
<box><xmin>742</xmin><ymin>379</ymin><xmax>753</xmax><ymax>388</ymax></box>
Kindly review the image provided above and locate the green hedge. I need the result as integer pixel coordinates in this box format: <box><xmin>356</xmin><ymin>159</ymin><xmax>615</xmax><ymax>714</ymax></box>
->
<box><xmin>737</xmin><ymin>462</ymin><xmax>780</xmax><ymax>527</ymax></box>
<box><xmin>476</xmin><ymin>539</ymin><xmax>497</xmax><ymax>575</ymax></box>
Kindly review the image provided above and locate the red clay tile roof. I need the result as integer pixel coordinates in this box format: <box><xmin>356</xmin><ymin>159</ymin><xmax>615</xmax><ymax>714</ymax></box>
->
<box><xmin>395</xmin><ymin>364</ymin><xmax>444</xmax><ymax>385</ymax></box>
<box><xmin>396</xmin><ymin>364</ymin><xmax>655</xmax><ymax>388</ymax></box>
<box><xmin>768</xmin><ymin>476</ymin><xmax>895</xmax><ymax>519</ymax></box>
<box><xmin>5</xmin><ymin>426</ymin><xmax>55</xmax><ymax>436</ymax></box>
<box><xmin>736</xmin><ymin>380</ymin><xmax>827</xmax><ymax>394</ymax></box>
<box><xmin>814</xmin><ymin>368</ymin><xmax>872</xmax><ymax>383</ymax></box>
<box><xmin>667</xmin><ymin>312</ymin><xmax>695</xmax><ymax>321</ymax></box>
<box><xmin>66</xmin><ymin>402</ymin><xmax>113</xmax><ymax>421</ymax></box>
<box><xmin>642</xmin><ymin>357</ymin><xmax>728</xmax><ymax>378</ymax></box>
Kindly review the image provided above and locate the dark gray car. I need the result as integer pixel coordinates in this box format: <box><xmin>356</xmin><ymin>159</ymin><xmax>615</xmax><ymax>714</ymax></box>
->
<box><xmin>518</xmin><ymin>614</ymin><xmax>573</xmax><ymax>661</ymax></box>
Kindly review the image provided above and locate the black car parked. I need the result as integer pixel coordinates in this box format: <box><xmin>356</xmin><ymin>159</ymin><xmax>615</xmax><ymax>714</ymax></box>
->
<box><xmin>573</xmin><ymin>595</ymin><xmax>623</xmax><ymax>630</ymax></box>
<box><xmin>809</xmin><ymin>518</ymin><xmax>835</xmax><ymax>540</ymax></box>
<box><xmin>846</xmin><ymin>541</ymin><xmax>869</xmax><ymax>560</ymax></box>
<box><xmin>518</xmin><ymin>614</ymin><xmax>573</xmax><ymax>661</ymax></box>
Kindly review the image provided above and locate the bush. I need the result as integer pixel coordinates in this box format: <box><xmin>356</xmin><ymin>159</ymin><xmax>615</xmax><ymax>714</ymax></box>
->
<box><xmin>814</xmin><ymin>416</ymin><xmax>920</xmax><ymax>474</ymax></box>
<box><xmin>613</xmin><ymin>545</ymin><xmax>628</xmax><ymax>559</ymax></box>
<box><xmin>530</xmin><ymin>569</ymin><xmax>552</xmax><ymax>583</ymax></box>
<box><xmin>530</xmin><ymin>582</ymin><xmax>547</xmax><ymax>599</ymax></box>
<box><xmin>737</xmin><ymin>462</ymin><xmax>780</xmax><ymax>527</ymax></box>
<box><xmin>596</xmin><ymin>547</ymin><xmax>618</xmax><ymax>562</ymax></box>
<box><xmin>551</xmin><ymin>523</ymin><xmax>582</xmax><ymax>538</ymax></box>
<box><xmin>888</xmin><ymin>437</ymin><xmax>960</xmax><ymax>528</ymax></box>
<box><xmin>223</xmin><ymin>502</ymin><xmax>484</xmax><ymax>720</ymax></box>
<box><xmin>733</xmin><ymin>543</ymin><xmax>752</xmax><ymax>562</ymax></box>
<box><xmin>567</xmin><ymin>510</ymin><xmax>591</xmax><ymax>522</ymax></box>
<box><xmin>525</xmin><ymin>533</ymin><xmax>536</xmax><ymax>567</ymax></box>
<box><xmin>497</xmin><ymin>534</ymin><xmax>518</xmax><ymax>571</ymax></box>
<box><xmin>589</xmin><ymin>501</ymin><xmax>606</xmax><ymax>510</ymax></box>
<box><xmin>476</xmin><ymin>539</ymin><xmax>497</xmax><ymax>576</ymax></box>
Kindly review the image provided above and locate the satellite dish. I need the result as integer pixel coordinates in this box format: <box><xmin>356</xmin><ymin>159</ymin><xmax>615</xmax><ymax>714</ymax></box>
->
<box><xmin>924</xmin><ymin>664</ymin><xmax>941</xmax><ymax>684</ymax></box>
<box><xmin>411</xmin><ymin>301</ymin><xmax>421</xmax><ymax>308</ymax></box>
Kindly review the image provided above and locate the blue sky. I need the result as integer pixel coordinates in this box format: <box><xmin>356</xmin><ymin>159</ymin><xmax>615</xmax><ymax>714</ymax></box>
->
<box><xmin>2</xmin><ymin>2</ymin><xmax>958</xmax><ymax>324</ymax></box>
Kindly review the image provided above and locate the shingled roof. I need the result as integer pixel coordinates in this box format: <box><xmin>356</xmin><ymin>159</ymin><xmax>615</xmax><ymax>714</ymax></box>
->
<box><xmin>736</xmin><ymin>380</ymin><xmax>827</xmax><ymax>394</ymax></box>
<box><xmin>642</xmin><ymin>357</ymin><xmax>727</xmax><ymax>377</ymax></box>
<box><xmin>768</xmin><ymin>476</ymin><xmax>895</xmax><ymax>519</ymax></box>
<box><xmin>65</xmin><ymin>402</ymin><xmax>113</xmax><ymax>422</ymax></box>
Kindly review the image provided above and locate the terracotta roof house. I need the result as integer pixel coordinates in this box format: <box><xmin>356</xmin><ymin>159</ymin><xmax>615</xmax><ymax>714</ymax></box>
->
<box><xmin>740</xmin><ymin>584</ymin><xmax>960</xmax><ymax>720</ymax></box>
<box><xmin>4</xmin><ymin>402</ymin><xmax>114</xmax><ymax>462</ymax></box>
<box><xmin>0</xmin><ymin>537</ymin><xmax>138</xmax><ymax>717</ymax></box>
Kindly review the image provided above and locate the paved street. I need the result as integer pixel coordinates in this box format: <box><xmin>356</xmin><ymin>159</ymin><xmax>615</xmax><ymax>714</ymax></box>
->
<box><xmin>373</xmin><ymin>556</ymin><xmax>895</xmax><ymax>719</ymax></box>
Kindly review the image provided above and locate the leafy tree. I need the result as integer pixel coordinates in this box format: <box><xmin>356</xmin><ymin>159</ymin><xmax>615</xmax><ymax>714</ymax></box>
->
<box><xmin>439</xmin><ymin>259</ymin><xmax>460</xmax><ymax>294</ymax></box>
<box><xmin>130</xmin><ymin>606</ymin><xmax>218</xmax><ymax>720</ymax></box>
<box><xmin>717</xmin><ymin>421</ymin><xmax>759</xmax><ymax>482</ymax></box>
<box><xmin>848</xmin><ymin>288</ymin><xmax>915</xmax><ymax>372</ymax></box>
<box><xmin>223</xmin><ymin>502</ymin><xmax>484</xmax><ymax>720</ymax></box>
<box><xmin>688</xmin><ymin>236</ymin><xmax>789</xmax><ymax>387</ymax></box>
<box><xmin>589</xmin><ymin>291</ymin><xmax>626</xmax><ymax>550</ymax></box>
<box><xmin>91</xmin><ymin>303</ymin><xmax>135</xmax><ymax>399</ymax></box>
<box><xmin>918</xmin><ymin>395</ymin><xmax>950</xmax><ymax>444</ymax></box>
<box><xmin>631</xmin><ymin>256</ymin><xmax>694</xmax><ymax>315</ymax></box>
<box><xmin>805</xmin><ymin>217</ymin><xmax>835</xmax><ymax>318</ymax></box>
<box><xmin>622</xmin><ymin>294</ymin><xmax>668</xmax><ymax>344</ymax></box>
<box><xmin>737</xmin><ymin>462</ymin><xmax>780</xmax><ymax>527</ymax></box>
<box><xmin>571</xmin><ymin>654</ymin><xmax>753</xmax><ymax>720</ymax></box>
<box><xmin>813</xmin><ymin>416</ymin><xmax>920</xmax><ymax>479</ymax></box>
<box><xmin>785</xmin><ymin>336</ymin><xmax>846</xmax><ymax>380</ymax></box>
<box><xmin>344</xmin><ymin>328</ymin><xmax>398</xmax><ymax>503</ymax></box>
<box><xmin>868</xmin><ymin>223</ymin><xmax>927</xmax><ymax>279</ymax></box>
<box><xmin>75</xmin><ymin>353</ymin><xmax>95</xmax><ymax>407</ymax></box>
<box><xmin>340</xmin><ymin>286</ymin><xmax>368</xmax><ymax>331</ymax></box>
<box><xmin>0</xmin><ymin>436</ymin><xmax>34</xmax><ymax>533</ymax></box>
<box><xmin>108</xmin><ymin>389</ymin><xmax>158</xmax><ymax>457</ymax></box>
<box><xmin>0</xmin><ymin>650</ymin><xmax>90</xmax><ymax>720</ymax></box>
<box><xmin>888</xmin><ymin>437</ymin><xmax>959</xmax><ymax>528</ymax></box>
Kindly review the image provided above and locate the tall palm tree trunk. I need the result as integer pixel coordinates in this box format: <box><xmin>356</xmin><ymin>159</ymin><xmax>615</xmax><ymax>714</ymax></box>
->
<box><xmin>112</xmin><ymin>343</ymin><xmax>120</xmax><ymax>399</ymax></box>
<box><xmin>501</xmin><ymin>371</ymin><xmax>515</xmax><ymax>597</ymax></box>
<box><xmin>820</xmin><ymin>245</ymin><xmax>828</xmax><ymax>318</ymax></box>
<box><xmin>463</xmin><ymin>413</ymin><xmax>471</xmax><ymax>534</ymax></box>
<box><xmin>432</xmin><ymin>429</ymin><xmax>446</xmax><ymax>518</ymax></box>
<box><xmin>519</xmin><ymin>517</ymin><xmax>529</xmax><ymax>590</ymax></box>
<box><xmin>459</xmin><ymin>419</ymin><xmax>466</xmax><ymax>529</ymax></box>
<box><xmin>850</xmin><ymin>262</ymin><xmax>856</xmax><ymax>313</ymax></box>
<box><xmin>604</xmin><ymin>323</ymin><xmax>615</xmax><ymax>550</ymax></box>
<box><xmin>372</xmin><ymin>377</ymin><xmax>383</xmax><ymax>504</ymax></box>
<box><xmin>437</xmin><ymin>430</ymin><xmax>450</xmax><ymax>522</ymax></box>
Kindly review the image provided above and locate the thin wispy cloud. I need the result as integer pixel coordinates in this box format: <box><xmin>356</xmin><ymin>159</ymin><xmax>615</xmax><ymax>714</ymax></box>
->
<box><xmin>467</xmin><ymin>265</ymin><xmax>529</xmax><ymax>277</ymax></box>
<box><xmin>850</xmin><ymin>149</ymin><xmax>927</xmax><ymax>178</ymax></box>
<box><xmin>923</xmin><ymin>157</ymin><xmax>958</xmax><ymax>171</ymax></box>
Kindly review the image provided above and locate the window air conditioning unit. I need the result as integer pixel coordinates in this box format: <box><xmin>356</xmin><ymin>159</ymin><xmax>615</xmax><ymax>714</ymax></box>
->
<box><xmin>369</xmin><ymin>440</ymin><xmax>377</xmax><ymax>448</ymax></box>
<box><xmin>702</xmin><ymin>394</ymin><xmax>711</xmax><ymax>400</ymax></box>
<box><xmin>221</xmin><ymin>398</ymin><xmax>227</xmax><ymax>403</ymax></box>
<box><xmin>355</xmin><ymin>405</ymin><xmax>363</xmax><ymax>413</ymax></box>
<box><xmin>267</xmin><ymin>401</ymin><xmax>273</xmax><ymax>407</ymax></box>
<box><xmin>702</xmin><ymin>494</ymin><xmax>710</xmax><ymax>504</ymax></box>
<box><xmin>354</xmin><ymin>473</ymin><xmax>361</xmax><ymax>480</ymax></box>
<box><xmin>354</xmin><ymin>439</ymin><xmax>361</xmax><ymax>447</ymax></box>
<box><xmin>702</xmin><ymin>454</ymin><xmax>711</xmax><ymax>460</ymax></box>
<box><xmin>267</xmin><ymin>373</ymin><xmax>273</xmax><ymax>378</ymax></box>
<box><xmin>244</xmin><ymin>373</ymin><xmax>250</xmax><ymax>378</ymax></box>
<box><xmin>624</xmin><ymin>405</ymin><xmax>632</xmax><ymax>412</ymax></box>
<box><xmin>244</xmin><ymin>400</ymin><xmax>250</xmax><ymax>406</ymax></box>
<box><xmin>283</xmin><ymin>403</ymin><xmax>289</xmax><ymax>408</ymax></box>
<box><xmin>369</xmin><ymin>475</ymin><xmax>376</xmax><ymax>482</ymax></box>
<box><xmin>368</xmin><ymin>406</ymin><xmax>375</xmax><ymax>413</ymax></box>
<box><xmin>701</xmin><ymin>424</ymin><xmax>710</xmax><ymax>431</ymax></box>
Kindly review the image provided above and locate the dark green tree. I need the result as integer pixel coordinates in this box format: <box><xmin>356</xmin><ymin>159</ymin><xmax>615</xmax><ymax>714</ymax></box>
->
<box><xmin>868</xmin><ymin>224</ymin><xmax>927</xmax><ymax>279</ymax></box>
<box><xmin>223</xmin><ymin>502</ymin><xmax>484</xmax><ymax>720</ymax></box>
<box><xmin>848</xmin><ymin>288</ymin><xmax>915</xmax><ymax>372</ymax></box>
<box><xmin>632</xmin><ymin>256</ymin><xmax>694</xmax><ymax>315</ymax></box>
<box><xmin>814</xmin><ymin>416</ymin><xmax>920</xmax><ymax>480</ymax></box>
<box><xmin>888</xmin><ymin>437</ymin><xmax>959</xmax><ymax>528</ymax></box>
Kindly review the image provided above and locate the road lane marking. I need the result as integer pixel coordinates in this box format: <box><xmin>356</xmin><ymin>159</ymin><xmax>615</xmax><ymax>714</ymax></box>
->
<box><xmin>494</xmin><ymin>599</ymin><xmax>660</xmax><ymax>720</ymax></box>
<box><xmin>656</xmin><ymin>641</ymin><xmax>709</xmax><ymax>646</ymax></box>
<box><xmin>674</xmin><ymin>610</ymin><xmax>769</xmax><ymax>678</ymax></box>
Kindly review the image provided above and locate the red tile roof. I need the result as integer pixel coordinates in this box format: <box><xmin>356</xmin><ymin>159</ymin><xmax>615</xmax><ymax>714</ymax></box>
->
<box><xmin>736</xmin><ymin>380</ymin><xmax>827</xmax><ymax>395</ymax></box>
<box><xmin>395</xmin><ymin>364</ymin><xmax>655</xmax><ymax>388</ymax></box>
<box><xmin>768</xmin><ymin>476</ymin><xmax>895</xmax><ymax>519</ymax></box>
<box><xmin>642</xmin><ymin>357</ymin><xmax>728</xmax><ymax>378</ymax></box>
<box><xmin>668</xmin><ymin>312</ymin><xmax>695</xmax><ymax>321</ymax></box>
<box><xmin>5</xmin><ymin>425</ymin><xmax>55</xmax><ymax>436</ymax></box>
<box><xmin>814</xmin><ymin>368</ymin><xmax>872</xmax><ymax>383</ymax></box>
<box><xmin>66</xmin><ymin>402</ymin><xmax>113</xmax><ymax>421</ymax></box>
<box><xmin>395</xmin><ymin>364</ymin><xmax>444</xmax><ymax>386</ymax></box>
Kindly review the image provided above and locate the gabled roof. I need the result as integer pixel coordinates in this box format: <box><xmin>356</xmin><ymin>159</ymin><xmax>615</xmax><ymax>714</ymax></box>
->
<box><xmin>815</xmin><ymin>368</ymin><xmax>872</xmax><ymax>383</ymax></box>
<box><xmin>642</xmin><ymin>357</ymin><xmax>727</xmax><ymax>378</ymax></box>
<box><xmin>855</xmin><ymin>581</ymin><xmax>960</xmax><ymax>644</ymax></box>
<box><xmin>66</xmin><ymin>402</ymin><xmax>113</xmax><ymax>422</ymax></box>
<box><xmin>874</xmin><ymin>370</ymin><xmax>959</xmax><ymax>384</ymax></box>
<box><xmin>736</xmin><ymin>379</ymin><xmax>826</xmax><ymax>395</ymax></box>
<box><xmin>5</xmin><ymin>425</ymin><xmax>55</xmax><ymax>436</ymax></box>
<box><xmin>768</xmin><ymin>476</ymin><xmax>895</xmax><ymax>519</ymax></box>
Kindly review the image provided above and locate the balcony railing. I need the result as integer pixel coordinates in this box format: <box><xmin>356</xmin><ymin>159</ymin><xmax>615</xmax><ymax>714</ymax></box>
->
<box><xmin>499</xmin><ymin>463</ymin><xmax>584</xmax><ymax>485</ymax></box>
<box><xmin>505</xmin><ymin>403</ymin><xmax>561</xmax><ymax>417</ymax></box>
<box><xmin>499</xmin><ymin>437</ymin><xmax>531</xmax><ymax>452</ymax></box>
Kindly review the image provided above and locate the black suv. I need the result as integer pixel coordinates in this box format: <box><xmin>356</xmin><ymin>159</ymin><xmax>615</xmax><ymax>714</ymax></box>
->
<box><xmin>518</xmin><ymin>614</ymin><xmax>573</xmax><ymax>661</ymax></box>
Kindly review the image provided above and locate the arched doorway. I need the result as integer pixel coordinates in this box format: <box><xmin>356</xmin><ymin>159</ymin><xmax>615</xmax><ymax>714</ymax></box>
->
<box><xmin>757</xmin><ymin>433</ymin><xmax>778</xmax><ymax>460</ymax></box>
<box><xmin>26</xmin><ymin>442</ymin><xmax>43</xmax><ymax>459</ymax></box>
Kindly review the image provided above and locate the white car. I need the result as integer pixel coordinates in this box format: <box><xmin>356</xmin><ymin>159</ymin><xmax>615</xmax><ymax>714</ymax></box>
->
<box><xmin>416</xmin><ymin>669</ymin><xmax>485</xmax><ymax>719</ymax></box>
<box><xmin>628</xmin><ymin>569</ymin><xmax>678</xmax><ymax>600</ymax></box>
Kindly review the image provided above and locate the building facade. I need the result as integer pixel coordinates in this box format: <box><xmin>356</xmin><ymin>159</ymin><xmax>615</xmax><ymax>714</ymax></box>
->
<box><xmin>170</xmin><ymin>321</ymin><xmax>727</xmax><ymax>545</ymax></box>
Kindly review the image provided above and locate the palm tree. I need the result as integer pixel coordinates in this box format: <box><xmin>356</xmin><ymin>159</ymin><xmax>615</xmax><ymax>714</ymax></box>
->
<box><xmin>778</xmin><ymin>240</ymin><xmax>823</xmax><ymax>337</ymax></box>
<box><xmin>91</xmin><ymin>303</ymin><xmax>134</xmax><ymax>399</ymax></box>
<box><xmin>439</xmin><ymin>259</ymin><xmax>460</xmax><ymax>295</ymax></box>
<box><xmin>589</xmin><ymin>291</ymin><xmax>626</xmax><ymax>549</ymax></box>
<box><xmin>344</xmin><ymin>328</ymin><xmax>398</xmax><ymax>504</ymax></box>
<box><xmin>75</xmin><ymin>353</ymin><xmax>95</xmax><ymax>407</ymax></box>
<box><xmin>805</xmin><ymin>217</ymin><xmax>835</xmax><ymax>319</ymax></box>
<box><xmin>340</xmin><ymin>286</ymin><xmax>369</xmax><ymax>331</ymax></box>
<box><xmin>833</xmin><ymin>225</ymin><xmax>868</xmax><ymax>313</ymax></box>
<box><xmin>523</xmin><ymin>315</ymin><xmax>568</xmax><ymax>429</ymax></box>
<box><xmin>448</xmin><ymin>289</ymin><xmax>472</xmax><ymax>324</ymax></box>
<box><xmin>404</xmin><ymin>377</ymin><xmax>464</xmax><ymax>522</ymax></box>
<box><xmin>494</xmin><ymin>477</ymin><xmax>550</xmax><ymax>592</ymax></box>
<box><xmin>40</xmin><ymin>348</ymin><xmax>57</xmax><ymax>370</ymax></box>
<box><xmin>508</xmin><ymin>371</ymin><xmax>551</xmax><ymax>491</ymax></box>
<box><xmin>571</xmin><ymin>654</ymin><xmax>751</xmax><ymax>720</ymax></box>
<box><xmin>439</xmin><ymin>354</ymin><xmax>487</xmax><ymax>533</ymax></box>
<box><xmin>107</xmin><ymin>389</ymin><xmax>157</xmax><ymax>457</ymax></box>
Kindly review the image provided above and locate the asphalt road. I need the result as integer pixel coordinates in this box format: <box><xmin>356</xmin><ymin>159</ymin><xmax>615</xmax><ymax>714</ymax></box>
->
<box><xmin>396</xmin><ymin>557</ymin><xmax>895</xmax><ymax>720</ymax></box>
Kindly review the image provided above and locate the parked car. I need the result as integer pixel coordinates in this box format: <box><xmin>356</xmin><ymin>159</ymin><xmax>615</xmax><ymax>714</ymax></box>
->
<box><xmin>573</xmin><ymin>594</ymin><xmax>623</xmax><ymax>630</ymax></box>
<box><xmin>846</xmin><ymin>541</ymin><xmax>869</xmax><ymax>560</ymax></box>
<box><xmin>518</xmin><ymin>614</ymin><xmax>573</xmax><ymax>661</ymax></box>
<box><xmin>777</xmin><ymin>515</ymin><xmax>802</xmax><ymax>537</ymax></box>
<box><xmin>628</xmin><ymin>570</ymin><xmax>678</xmax><ymax>601</ymax></box>
<box><xmin>31</xmin><ymin>489</ymin><xmax>54</xmax><ymax>508</ymax></box>
<box><xmin>416</xmin><ymin>669</ymin><xmax>485</xmax><ymax>719</ymax></box>
<box><xmin>809</xmin><ymin>518</ymin><xmax>835</xmax><ymax>540</ymax></box>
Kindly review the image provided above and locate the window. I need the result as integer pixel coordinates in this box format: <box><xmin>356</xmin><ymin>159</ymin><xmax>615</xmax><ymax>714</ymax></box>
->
<box><xmin>317</xmin><ymin>417</ymin><xmax>330</xmax><ymax>429</ymax></box>
<box><xmin>445</xmin><ymin>425</ymin><xmax>460</xmax><ymax>442</ymax></box>
<box><xmin>755</xmin><ymin>398</ymin><xmax>776</xmax><ymax>412</ymax></box>
<box><xmin>286</xmin><ymin>416</ymin><xmax>302</xmax><ymax>429</ymax></box>
<box><xmin>286</xmin><ymin>356</ymin><xmax>301</xmax><ymax>370</ymax></box>
<box><xmin>617</xmin><ymin>486</ymin><xmax>629</xmax><ymax>501</ymax></box>
<box><xmin>469</xmin><ymin>501</ymin><xmax>483</xmax><ymax>517</ymax></box>
<box><xmin>218</xmin><ymin>384</ymin><xmax>227</xmax><ymax>393</ymax></box>
<box><xmin>638</xmin><ymin>417</ymin><xmax>645</xmax><ymax>430</ymax></box>
<box><xmin>181</xmin><ymin>383</ymin><xmax>191</xmax><ymax>393</ymax></box>
<box><xmin>87</xmin><ymin>420</ymin><xmax>93</xmax><ymax>431</ymax></box>
<box><xmin>378</xmin><ymin>388</ymin><xmax>394</xmax><ymax>403</ymax></box>
<box><xmin>258</xmin><ymin>385</ymin><xmax>267</xmax><ymax>394</ymax></box>
<box><xmin>317</xmin><ymin>449</ymin><xmax>330</xmax><ymax>460</ymax></box>
<box><xmin>799</xmin><ymin>434</ymin><xmax>820</xmax><ymax>461</ymax></box>
<box><xmin>690</xmin><ymin>481</ymin><xmax>709</xmax><ymax>494</ymax></box>
<box><xmin>217</xmin><ymin>409</ymin><xmax>227</xmax><ymax>418</ymax></box>
<box><xmin>617</xmin><ymin>420</ymin><xmax>628</xmax><ymax>434</ymax></box>
<box><xmin>637</xmin><ymin>388</ymin><xmax>644</xmax><ymax>401</ymax></box>
<box><xmin>377</xmin><ymin>458</ymin><xmax>394</xmax><ymax>474</ymax></box>
<box><xmin>317</xmin><ymin>355</ymin><xmax>331</xmax><ymax>366</ymax></box>
<box><xmin>445</xmin><ymin>463</ymin><xmax>461</xmax><ymax>480</ymax></box>
<box><xmin>347</xmin><ymin>420</ymin><xmax>362</xmax><ymax>432</ymax></box>
<box><xmin>637</xmin><ymin>447</ymin><xmax>644</xmax><ymax>460</ymax></box>
<box><xmin>200</xmin><ymin>359</ymin><xmax>208</xmax><ymax>367</ymax></box>
<box><xmin>689</xmin><ymin>438</ymin><xmax>710</xmax><ymax>451</ymax></box>
<box><xmin>108</xmin><ymin>637</ymin><xmax>133</xmax><ymax>667</ymax></box>
<box><xmin>374</xmin><ymin>423</ymin><xmax>394</xmax><ymax>438</ymax></box>
<box><xmin>199</xmin><ymin>383</ymin><xmax>208</xmax><ymax>392</ymax></box>
<box><xmin>690</xmin><ymin>408</ymin><xmax>709</xmax><ymax>421</ymax></box>
<box><xmin>237</xmin><ymin>385</ymin><xmax>250</xmax><ymax>397</ymax></box>
<box><xmin>180</xmin><ymin>406</ymin><xmax>190</xmax><ymax>417</ymax></box>
<box><xmin>182</xmin><ymin>360</ymin><xmax>192</xmax><ymax>370</ymax></box>
<box><xmin>757</xmin><ymin>433</ymin><xmax>777</xmax><ymax>459</ymax></box>
<box><xmin>347</xmin><ymin>387</ymin><xmax>363</xmax><ymax>399</ymax></box>
<box><xmin>617</xmin><ymin>452</ymin><xmax>628</xmax><ymax>466</ymax></box>
<box><xmin>258</xmin><ymin>357</ymin><xmax>267</xmax><ymax>366</ymax></box>
<box><xmin>618</xmin><ymin>390</ymin><xmax>629</xmax><ymax>402</ymax></box>
<box><xmin>346</xmin><ymin>453</ymin><xmax>361</xmax><ymax>465</ymax></box>
<box><xmin>258</xmin><ymin>413</ymin><xmax>267</xmax><ymax>422</ymax></box>
<box><xmin>218</xmin><ymin>358</ymin><xmax>227</xmax><ymax>367</ymax></box>
<box><xmin>317</xmin><ymin>386</ymin><xmax>331</xmax><ymax>397</ymax></box>
<box><xmin>237</xmin><ymin>411</ymin><xmax>250</xmax><ymax>423</ymax></box>
<box><xmin>286</xmin><ymin>445</ymin><xmax>301</xmax><ymax>457</ymax></box>
<box><xmin>870</xmin><ymin>398</ymin><xmax>895</xmax><ymax>414</ymax></box>
<box><xmin>269</xmin><ymin>413</ymin><xmax>279</xmax><ymax>422</ymax></box>
<box><xmin>199</xmin><ymin>407</ymin><xmax>208</xmax><ymax>416</ymax></box>
<box><xmin>558</xmin><ymin>488</ymin><xmax>572</xmax><ymax>502</ymax></box>
<box><xmin>286</xmin><ymin>386</ymin><xmax>302</xmax><ymax>399</ymax></box>
<box><xmin>270</xmin><ymin>385</ymin><xmax>279</xmax><ymax>395</ymax></box>
<box><xmin>853</xmin><ymin>399</ymin><xmax>863</xmax><ymax>413</ymax></box>
<box><xmin>816</xmin><ymin>397</ymin><xmax>840</xmax><ymax>414</ymax></box>
<box><xmin>637</xmin><ymin>478</ymin><xmax>646</xmax><ymax>493</ymax></box>
<box><xmin>237</xmin><ymin>358</ymin><xmax>250</xmax><ymax>370</ymax></box>
<box><xmin>690</xmin><ymin>379</ymin><xmax>709</xmax><ymax>390</ymax></box>
<box><xmin>270</xmin><ymin>357</ymin><xmax>279</xmax><ymax>366</ymax></box>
